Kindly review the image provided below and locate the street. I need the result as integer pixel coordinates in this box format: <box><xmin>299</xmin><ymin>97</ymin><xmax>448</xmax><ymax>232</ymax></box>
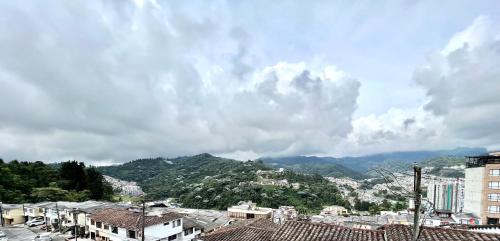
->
<box><xmin>0</xmin><ymin>226</ymin><xmax>66</xmax><ymax>241</ymax></box>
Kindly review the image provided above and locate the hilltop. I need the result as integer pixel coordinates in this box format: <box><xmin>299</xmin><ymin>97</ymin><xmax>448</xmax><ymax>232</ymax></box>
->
<box><xmin>98</xmin><ymin>153</ymin><xmax>349</xmax><ymax>213</ymax></box>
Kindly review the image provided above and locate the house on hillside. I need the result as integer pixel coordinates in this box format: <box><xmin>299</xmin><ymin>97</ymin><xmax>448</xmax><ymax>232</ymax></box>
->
<box><xmin>88</xmin><ymin>208</ymin><xmax>186</xmax><ymax>241</ymax></box>
<box><xmin>227</xmin><ymin>201</ymin><xmax>272</xmax><ymax>219</ymax></box>
<box><xmin>321</xmin><ymin>205</ymin><xmax>348</xmax><ymax>216</ymax></box>
<box><xmin>1</xmin><ymin>204</ymin><xmax>24</xmax><ymax>225</ymax></box>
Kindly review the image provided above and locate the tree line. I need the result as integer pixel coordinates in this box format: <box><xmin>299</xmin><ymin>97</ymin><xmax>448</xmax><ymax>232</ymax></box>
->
<box><xmin>0</xmin><ymin>159</ymin><xmax>113</xmax><ymax>203</ymax></box>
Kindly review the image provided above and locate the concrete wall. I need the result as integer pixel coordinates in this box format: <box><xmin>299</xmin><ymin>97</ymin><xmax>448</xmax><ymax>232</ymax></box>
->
<box><xmin>464</xmin><ymin>167</ymin><xmax>484</xmax><ymax>217</ymax></box>
<box><xmin>2</xmin><ymin>208</ymin><xmax>25</xmax><ymax>225</ymax></box>
<box><xmin>145</xmin><ymin>220</ymin><xmax>183</xmax><ymax>240</ymax></box>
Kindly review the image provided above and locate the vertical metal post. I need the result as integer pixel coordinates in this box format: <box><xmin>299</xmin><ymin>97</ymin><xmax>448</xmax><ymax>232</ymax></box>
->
<box><xmin>22</xmin><ymin>204</ymin><xmax>26</xmax><ymax>223</ymax></box>
<box><xmin>141</xmin><ymin>201</ymin><xmax>145</xmax><ymax>241</ymax></box>
<box><xmin>413</xmin><ymin>165</ymin><xmax>422</xmax><ymax>241</ymax></box>
<box><xmin>0</xmin><ymin>202</ymin><xmax>4</xmax><ymax>227</ymax></box>
<box><xmin>74</xmin><ymin>209</ymin><xmax>78</xmax><ymax>241</ymax></box>
<box><xmin>56</xmin><ymin>203</ymin><xmax>61</xmax><ymax>233</ymax></box>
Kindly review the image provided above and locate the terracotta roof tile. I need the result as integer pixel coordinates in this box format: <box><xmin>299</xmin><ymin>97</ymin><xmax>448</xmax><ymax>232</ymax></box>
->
<box><xmin>201</xmin><ymin>219</ymin><xmax>277</xmax><ymax>241</ymax></box>
<box><xmin>271</xmin><ymin>221</ymin><xmax>385</xmax><ymax>241</ymax></box>
<box><xmin>89</xmin><ymin>208</ymin><xmax>182</xmax><ymax>230</ymax></box>
<box><xmin>384</xmin><ymin>224</ymin><xmax>500</xmax><ymax>241</ymax></box>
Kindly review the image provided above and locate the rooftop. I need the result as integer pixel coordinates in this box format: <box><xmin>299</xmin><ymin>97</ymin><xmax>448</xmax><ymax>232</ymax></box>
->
<box><xmin>384</xmin><ymin>224</ymin><xmax>500</xmax><ymax>241</ymax></box>
<box><xmin>89</xmin><ymin>208</ymin><xmax>182</xmax><ymax>230</ymax></box>
<box><xmin>272</xmin><ymin>221</ymin><xmax>385</xmax><ymax>241</ymax></box>
<box><xmin>466</xmin><ymin>155</ymin><xmax>500</xmax><ymax>168</ymax></box>
<box><xmin>201</xmin><ymin>219</ymin><xmax>277</xmax><ymax>241</ymax></box>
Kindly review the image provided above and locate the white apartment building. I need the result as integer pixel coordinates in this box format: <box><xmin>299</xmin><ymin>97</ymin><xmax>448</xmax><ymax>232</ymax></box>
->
<box><xmin>427</xmin><ymin>178</ymin><xmax>464</xmax><ymax>213</ymax></box>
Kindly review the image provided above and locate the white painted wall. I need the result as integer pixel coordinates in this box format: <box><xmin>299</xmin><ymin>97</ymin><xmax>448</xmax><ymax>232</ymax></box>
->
<box><xmin>145</xmin><ymin>219</ymin><xmax>183</xmax><ymax>240</ymax></box>
<box><xmin>464</xmin><ymin>167</ymin><xmax>484</xmax><ymax>217</ymax></box>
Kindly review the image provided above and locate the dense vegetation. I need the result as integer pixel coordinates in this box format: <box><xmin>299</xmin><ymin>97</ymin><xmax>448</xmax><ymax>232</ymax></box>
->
<box><xmin>0</xmin><ymin>159</ymin><xmax>113</xmax><ymax>203</ymax></box>
<box><xmin>99</xmin><ymin>153</ymin><xmax>350</xmax><ymax>213</ymax></box>
<box><xmin>420</xmin><ymin>156</ymin><xmax>466</xmax><ymax>178</ymax></box>
<box><xmin>262</xmin><ymin>156</ymin><xmax>367</xmax><ymax>179</ymax></box>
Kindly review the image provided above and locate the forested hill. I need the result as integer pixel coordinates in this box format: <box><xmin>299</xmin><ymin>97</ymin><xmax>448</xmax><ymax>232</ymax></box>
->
<box><xmin>260</xmin><ymin>156</ymin><xmax>367</xmax><ymax>179</ymax></box>
<box><xmin>0</xmin><ymin>159</ymin><xmax>113</xmax><ymax>203</ymax></box>
<box><xmin>98</xmin><ymin>153</ymin><xmax>349</xmax><ymax>213</ymax></box>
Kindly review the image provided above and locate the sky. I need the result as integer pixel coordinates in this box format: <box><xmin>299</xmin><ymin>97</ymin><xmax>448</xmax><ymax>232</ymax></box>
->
<box><xmin>0</xmin><ymin>0</ymin><xmax>500</xmax><ymax>164</ymax></box>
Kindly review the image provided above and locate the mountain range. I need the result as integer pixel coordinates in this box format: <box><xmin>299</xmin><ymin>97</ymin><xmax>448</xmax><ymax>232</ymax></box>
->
<box><xmin>260</xmin><ymin>147</ymin><xmax>486</xmax><ymax>178</ymax></box>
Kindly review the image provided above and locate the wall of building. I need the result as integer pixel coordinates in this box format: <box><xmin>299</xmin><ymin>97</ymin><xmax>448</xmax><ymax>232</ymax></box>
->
<box><xmin>464</xmin><ymin>167</ymin><xmax>484</xmax><ymax>217</ymax></box>
<box><xmin>427</xmin><ymin>179</ymin><xmax>464</xmax><ymax>213</ymax></box>
<box><xmin>482</xmin><ymin>163</ymin><xmax>500</xmax><ymax>224</ymax></box>
<box><xmin>2</xmin><ymin>208</ymin><xmax>25</xmax><ymax>225</ymax></box>
<box><xmin>145</xmin><ymin>220</ymin><xmax>183</xmax><ymax>240</ymax></box>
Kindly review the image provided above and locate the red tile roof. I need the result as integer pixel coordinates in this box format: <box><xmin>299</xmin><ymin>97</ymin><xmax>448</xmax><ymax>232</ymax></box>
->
<box><xmin>201</xmin><ymin>220</ymin><xmax>500</xmax><ymax>241</ymax></box>
<box><xmin>271</xmin><ymin>221</ymin><xmax>385</xmax><ymax>241</ymax></box>
<box><xmin>201</xmin><ymin>219</ymin><xmax>277</xmax><ymax>241</ymax></box>
<box><xmin>89</xmin><ymin>208</ymin><xmax>182</xmax><ymax>230</ymax></box>
<box><xmin>384</xmin><ymin>224</ymin><xmax>500</xmax><ymax>241</ymax></box>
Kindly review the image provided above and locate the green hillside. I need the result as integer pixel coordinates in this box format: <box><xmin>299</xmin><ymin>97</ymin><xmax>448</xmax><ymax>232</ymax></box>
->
<box><xmin>263</xmin><ymin>158</ymin><xmax>367</xmax><ymax>179</ymax></box>
<box><xmin>98</xmin><ymin>153</ymin><xmax>349</xmax><ymax>213</ymax></box>
<box><xmin>0</xmin><ymin>159</ymin><xmax>113</xmax><ymax>203</ymax></box>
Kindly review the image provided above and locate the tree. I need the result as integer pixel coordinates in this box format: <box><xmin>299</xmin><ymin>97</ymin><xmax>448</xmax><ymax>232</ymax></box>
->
<box><xmin>32</xmin><ymin>187</ymin><xmax>69</xmax><ymax>202</ymax></box>
<box><xmin>86</xmin><ymin>167</ymin><xmax>114</xmax><ymax>200</ymax></box>
<box><xmin>59</xmin><ymin>161</ymin><xmax>88</xmax><ymax>191</ymax></box>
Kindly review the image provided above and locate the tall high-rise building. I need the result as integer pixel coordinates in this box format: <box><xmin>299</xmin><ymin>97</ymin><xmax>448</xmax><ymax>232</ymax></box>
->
<box><xmin>427</xmin><ymin>178</ymin><xmax>464</xmax><ymax>213</ymax></box>
<box><xmin>464</xmin><ymin>153</ymin><xmax>500</xmax><ymax>225</ymax></box>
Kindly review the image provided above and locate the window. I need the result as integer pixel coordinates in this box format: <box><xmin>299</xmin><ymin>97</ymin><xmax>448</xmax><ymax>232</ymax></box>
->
<box><xmin>184</xmin><ymin>228</ymin><xmax>194</xmax><ymax>235</ymax></box>
<box><xmin>491</xmin><ymin>170</ymin><xmax>500</xmax><ymax>176</ymax></box>
<box><xmin>164</xmin><ymin>222</ymin><xmax>170</xmax><ymax>226</ymax></box>
<box><xmin>173</xmin><ymin>219</ymin><xmax>181</xmax><ymax>227</ymax></box>
<box><xmin>96</xmin><ymin>222</ymin><xmax>102</xmax><ymax>228</ymax></box>
<box><xmin>489</xmin><ymin>193</ymin><xmax>500</xmax><ymax>201</ymax></box>
<box><xmin>489</xmin><ymin>182</ymin><xmax>500</xmax><ymax>189</ymax></box>
<box><xmin>91</xmin><ymin>220</ymin><xmax>95</xmax><ymax>225</ymax></box>
<box><xmin>112</xmin><ymin>227</ymin><xmax>118</xmax><ymax>234</ymax></box>
<box><xmin>128</xmin><ymin>230</ymin><xmax>136</xmax><ymax>239</ymax></box>
<box><xmin>104</xmin><ymin>224</ymin><xmax>109</xmax><ymax>230</ymax></box>
<box><xmin>168</xmin><ymin>234</ymin><xmax>177</xmax><ymax>241</ymax></box>
<box><xmin>488</xmin><ymin>205</ymin><xmax>500</xmax><ymax>213</ymax></box>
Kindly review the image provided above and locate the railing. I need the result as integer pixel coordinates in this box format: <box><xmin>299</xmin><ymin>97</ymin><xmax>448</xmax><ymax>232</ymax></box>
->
<box><xmin>466</xmin><ymin>156</ymin><xmax>500</xmax><ymax>168</ymax></box>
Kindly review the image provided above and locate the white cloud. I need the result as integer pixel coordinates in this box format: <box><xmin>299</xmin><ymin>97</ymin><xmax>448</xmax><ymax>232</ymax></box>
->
<box><xmin>0</xmin><ymin>1</ymin><xmax>360</xmax><ymax>163</ymax></box>
<box><xmin>347</xmin><ymin>15</ymin><xmax>500</xmax><ymax>154</ymax></box>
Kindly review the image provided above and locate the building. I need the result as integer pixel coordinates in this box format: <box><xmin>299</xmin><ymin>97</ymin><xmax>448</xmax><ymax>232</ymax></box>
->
<box><xmin>321</xmin><ymin>205</ymin><xmax>348</xmax><ymax>216</ymax></box>
<box><xmin>88</xmin><ymin>208</ymin><xmax>184</xmax><ymax>241</ymax></box>
<box><xmin>227</xmin><ymin>201</ymin><xmax>272</xmax><ymax>220</ymax></box>
<box><xmin>464</xmin><ymin>153</ymin><xmax>500</xmax><ymax>224</ymax></box>
<box><xmin>1</xmin><ymin>204</ymin><xmax>24</xmax><ymax>225</ymax></box>
<box><xmin>427</xmin><ymin>178</ymin><xmax>464</xmax><ymax>213</ymax></box>
<box><xmin>24</xmin><ymin>202</ymin><xmax>49</xmax><ymax>221</ymax></box>
<box><xmin>272</xmin><ymin>206</ymin><xmax>298</xmax><ymax>224</ymax></box>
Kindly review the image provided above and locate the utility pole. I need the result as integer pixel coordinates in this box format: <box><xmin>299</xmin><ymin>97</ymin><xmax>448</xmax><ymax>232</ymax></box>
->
<box><xmin>22</xmin><ymin>204</ymin><xmax>26</xmax><ymax>223</ymax></box>
<box><xmin>141</xmin><ymin>200</ymin><xmax>145</xmax><ymax>241</ymax></box>
<box><xmin>413</xmin><ymin>164</ymin><xmax>422</xmax><ymax>241</ymax></box>
<box><xmin>0</xmin><ymin>202</ymin><xmax>4</xmax><ymax>227</ymax></box>
<box><xmin>56</xmin><ymin>203</ymin><xmax>61</xmax><ymax>233</ymax></box>
<box><xmin>74</xmin><ymin>209</ymin><xmax>78</xmax><ymax>241</ymax></box>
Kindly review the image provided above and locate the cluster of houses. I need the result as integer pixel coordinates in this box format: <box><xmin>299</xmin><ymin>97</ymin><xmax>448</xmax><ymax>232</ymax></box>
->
<box><xmin>1</xmin><ymin>201</ymin><xmax>203</xmax><ymax>241</ymax></box>
<box><xmin>2</xmin><ymin>200</ymin><xmax>500</xmax><ymax>241</ymax></box>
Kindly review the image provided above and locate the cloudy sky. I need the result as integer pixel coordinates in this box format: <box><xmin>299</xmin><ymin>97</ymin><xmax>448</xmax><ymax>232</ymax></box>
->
<box><xmin>1</xmin><ymin>0</ymin><xmax>500</xmax><ymax>164</ymax></box>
